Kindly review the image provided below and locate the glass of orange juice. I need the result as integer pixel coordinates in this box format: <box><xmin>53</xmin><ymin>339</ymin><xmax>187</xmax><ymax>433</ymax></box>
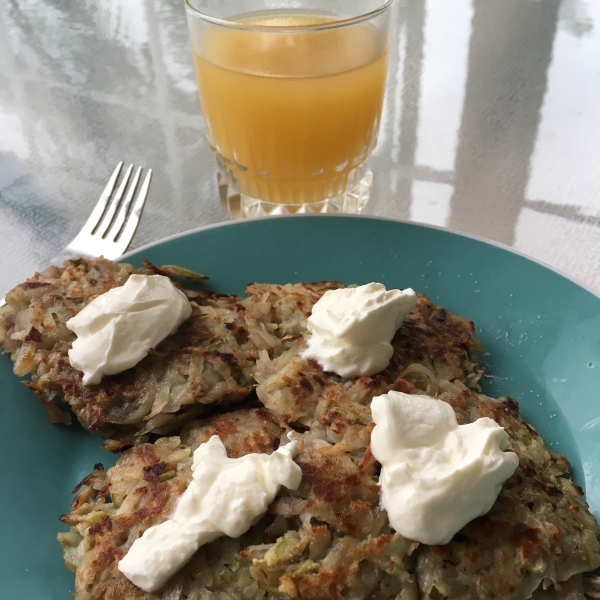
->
<box><xmin>185</xmin><ymin>0</ymin><xmax>394</xmax><ymax>218</ymax></box>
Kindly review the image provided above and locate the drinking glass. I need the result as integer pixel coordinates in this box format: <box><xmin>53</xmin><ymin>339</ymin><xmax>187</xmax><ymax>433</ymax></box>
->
<box><xmin>185</xmin><ymin>0</ymin><xmax>394</xmax><ymax>218</ymax></box>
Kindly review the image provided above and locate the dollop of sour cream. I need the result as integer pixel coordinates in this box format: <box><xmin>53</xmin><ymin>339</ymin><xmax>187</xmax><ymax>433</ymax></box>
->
<box><xmin>301</xmin><ymin>283</ymin><xmax>416</xmax><ymax>378</ymax></box>
<box><xmin>370</xmin><ymin>391</ymin><xmax>519</xmax><ymax>545</ymax></box>
<box><xmin>67</xmin><ymin>274</ymin><xmax>192</xmax><ymax>385</ymax></box>
<box><xmin>118</xmin><ymin>436</ymin><xmax>302</xmax><ymax>593</ymax></box>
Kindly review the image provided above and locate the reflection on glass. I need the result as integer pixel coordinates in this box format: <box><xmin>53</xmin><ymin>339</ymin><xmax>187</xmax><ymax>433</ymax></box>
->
<box><xmin>415</xmin><ymin>0</ymin><xmax>472</xmax><ymax>173</ymax></box>
<box><xmin>527</xmin><ymin>1</ymin><xmax>600</xmax><ymax>210</ymax></box>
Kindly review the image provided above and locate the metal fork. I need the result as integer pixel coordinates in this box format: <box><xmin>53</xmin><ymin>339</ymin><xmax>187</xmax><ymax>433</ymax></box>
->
<box><xmin>1</xmin><ymin>163</ymin><xmax>152</xmax><ymax>307</ymax></box>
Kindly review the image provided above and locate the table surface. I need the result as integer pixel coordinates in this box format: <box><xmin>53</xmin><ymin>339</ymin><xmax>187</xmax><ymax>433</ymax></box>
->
<box><xmin>2</xmin><ymin>0</ymin><xmax>600</xmax><ymax>296</ymax></box>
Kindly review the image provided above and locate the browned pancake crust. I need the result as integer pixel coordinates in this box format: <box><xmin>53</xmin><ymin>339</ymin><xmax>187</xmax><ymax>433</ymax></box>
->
<box><xmin>391</xmin><ymin>296</ymin><xmax>484</xmax><ymax>389</ymax></box>
<box><xmin>255</xmin><ymin>295</ymin><xmax>483</xmax><ymax>427</ymax></box>
<box><xmin>59</xmin><ymin>408</ymin><xmax>418</xmax><ymax>600</ymax></box>
<box><xmin>180</xmin><ymin>406</ymin><xmax>282</xmax><ymax>457</ymax></box>
<box><xmin>416</xmin><ymin>386</ymin><xmax>600</xmax><ymax>600</ymax></box>
<box><xmin>0</xmin><ymin>258</ymin><xmax>254</xmax><ymax>449</ymax></box>
<box><xmin>59</xmin><ymin>409</ymin><xmax>283</xmax><ymax>599</ymax></box>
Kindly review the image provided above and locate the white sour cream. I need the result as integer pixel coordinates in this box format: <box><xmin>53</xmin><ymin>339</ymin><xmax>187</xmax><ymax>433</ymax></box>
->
<box><xmin>67</xmin><ymin>274</ymin><xmax>192</xmax><ymax>385</ymax></box>
<box><xmin>370</xmin><ymin>391</ymin><xmax>519</xmax><ymax>545</ymax></box>
<box><xmin>118</xmin><ymin>436</ymin><xmax>302</xmax><ymax>592</ymax></box>
<box><xmin>301</xmin><ymin>283</ymin><xmax>416</xmax><ymax>378</ymax></box>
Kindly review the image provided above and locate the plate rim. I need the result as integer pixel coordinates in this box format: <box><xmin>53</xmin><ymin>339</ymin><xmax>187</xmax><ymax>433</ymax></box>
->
<box><xmin>123</xmin><ymin>214</ymin><xmax>600</xmax><ymax>301</ymax></box>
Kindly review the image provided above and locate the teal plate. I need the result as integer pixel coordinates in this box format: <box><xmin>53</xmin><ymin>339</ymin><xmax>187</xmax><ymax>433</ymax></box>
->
<box><xmin>1</xmin><ymin>215</ymin><xmax>599</xmax><ymax>599</ymax></box>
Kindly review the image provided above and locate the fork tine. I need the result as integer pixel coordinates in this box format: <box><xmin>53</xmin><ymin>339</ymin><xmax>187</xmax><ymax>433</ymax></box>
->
<box><xmin>99</xmin><ymin>164</ymin><xmax>133</xmax><ymax>237</ymax></box>
<box><xmin>107</xmin><ymin>166</ymin><xmax>142</xmax><ymax>241</ymax></box>
<box><xmin>79</xmin><ymin>162</ymin><xmax>123</xmax><ymax>235</ymax></box>
<box><xmin>114</xmin><ymin>169</ymin><xmax>152</xmax><ymax>253</ymax></box>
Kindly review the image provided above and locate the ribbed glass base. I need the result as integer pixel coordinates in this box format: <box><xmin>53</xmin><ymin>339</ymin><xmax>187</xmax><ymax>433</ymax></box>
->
<box><xmin>218</xmin><ymin>169</ymin><xmax>373</xmax><ymax>219</ymax></box>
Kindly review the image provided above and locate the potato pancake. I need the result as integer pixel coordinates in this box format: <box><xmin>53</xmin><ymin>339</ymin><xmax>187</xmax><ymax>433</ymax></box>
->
<box><xmin>0</xmin><ymin>258</ymin><xmax>254</xmax><ymax>450</ymax></box>
<box><xmin>59</xmin><ymin>408</ymin><xmax>418</xmax><ymax>600</ymax></box>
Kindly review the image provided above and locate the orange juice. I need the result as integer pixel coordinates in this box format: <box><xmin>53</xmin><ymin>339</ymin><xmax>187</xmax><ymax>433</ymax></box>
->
<box><xmin>192</xmin><ymin>12</ymin><xmax>389</xmax><ymax>205</ymax></box>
